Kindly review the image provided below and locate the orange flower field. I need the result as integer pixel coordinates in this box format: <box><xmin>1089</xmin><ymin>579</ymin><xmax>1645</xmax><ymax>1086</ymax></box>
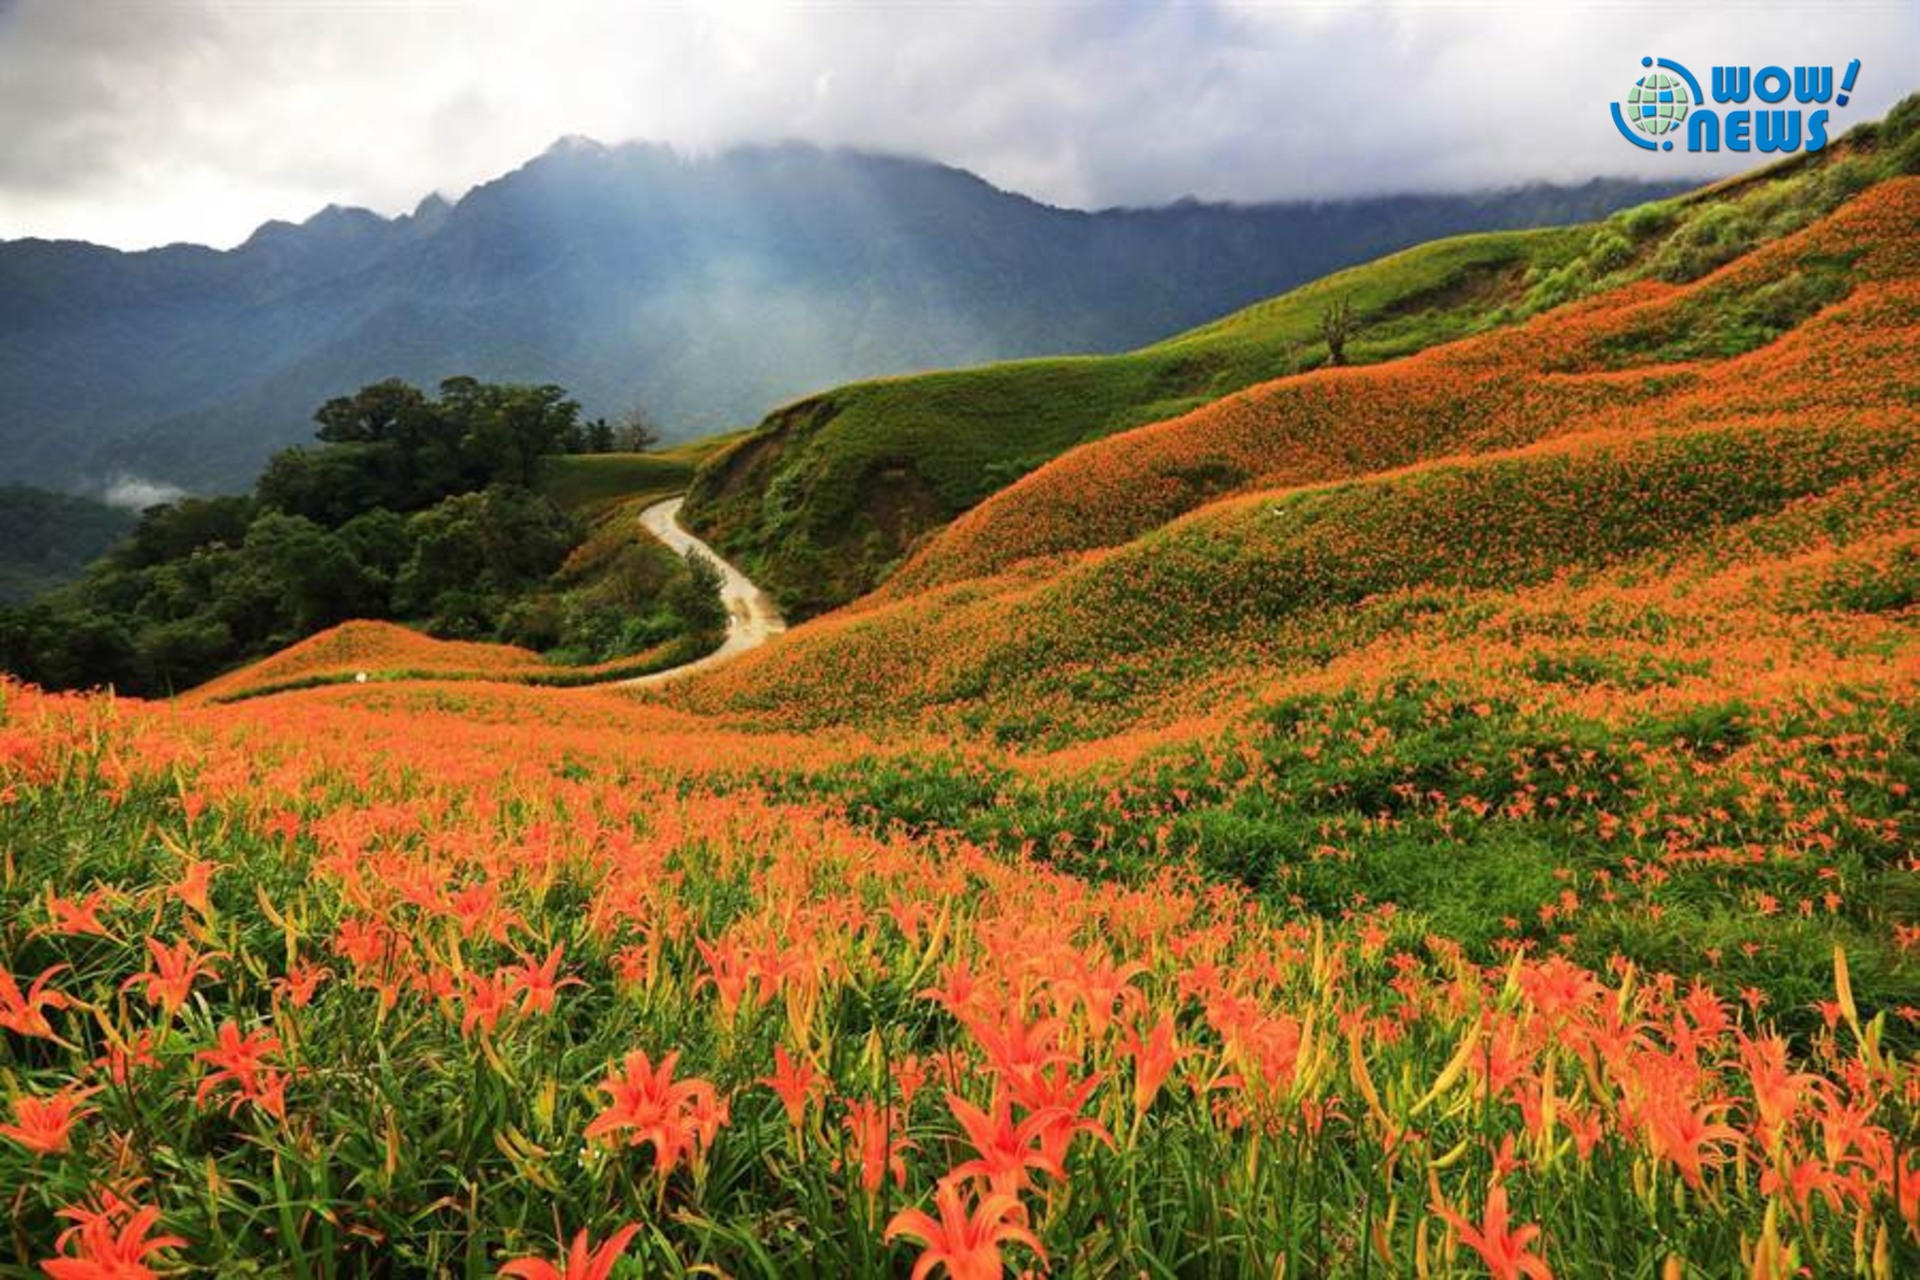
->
<box><xmin>2</xmin><ymin>658</ymin><xmax>1915</xmax><ymax>1275</ymax></box>
<box><xmin>2</xmin><ymin>173</ymin><xmax>1916</xmax><ymax>1276</ymax></box>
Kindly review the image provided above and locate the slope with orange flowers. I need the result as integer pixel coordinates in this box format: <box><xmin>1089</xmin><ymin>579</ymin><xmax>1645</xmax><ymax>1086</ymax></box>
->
<box><xmin>667</xmin><ymin>179</ymin><xmax>1918</xmax><ymax>739</ymax></box>
<box><xmin>885</xmin><ymin>176</ymin><xmax>1918</xmax><ymax>598</ymax></box>
<box><xmin>683</xmin><ymin>103</ymin><xmax>1918</xmax><ymax>618</ymax></box>
<box><xmin>181</xmin><ymin>617</ymin><xmax>713</xmax><ymax>704</ymax></box>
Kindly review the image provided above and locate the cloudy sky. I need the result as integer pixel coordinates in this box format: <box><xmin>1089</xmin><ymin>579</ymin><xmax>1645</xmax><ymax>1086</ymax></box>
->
<box><xmin>1</xmin><ymin>0</ymin><xmax>1914</xmax><ymax>249</ymax></box>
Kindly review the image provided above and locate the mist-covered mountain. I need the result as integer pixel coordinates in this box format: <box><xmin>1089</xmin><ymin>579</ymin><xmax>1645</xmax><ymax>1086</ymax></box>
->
<box><xmin>0</xmin><ymin>139</ymin><xmax>1681</xmax><ymax>494</ymax></box>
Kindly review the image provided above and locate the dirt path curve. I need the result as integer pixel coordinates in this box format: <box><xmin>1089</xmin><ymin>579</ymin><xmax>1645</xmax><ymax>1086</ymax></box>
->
<box><xmin>622</xmin><ymin>496</ymin><xmax>787</xmax><ymax>688</ymax></box>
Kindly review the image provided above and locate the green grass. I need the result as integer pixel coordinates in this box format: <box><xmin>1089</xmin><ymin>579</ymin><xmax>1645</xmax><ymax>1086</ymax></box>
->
<box><xmin>524</xmin><ymin>437</ymin><xmax>747</xmax><ymax>668</ymax></box>
<box><xmin>683</xmin><ymin>98</ymin><xmax>1920</xmax><ymax>619</ymax></box>
<box><xmin>536</xmin><ymin>434</ymin><xmax>745</xmax><ymax>515</ymax></box>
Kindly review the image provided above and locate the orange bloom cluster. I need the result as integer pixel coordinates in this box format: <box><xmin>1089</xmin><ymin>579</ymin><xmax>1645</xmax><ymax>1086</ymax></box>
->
<box><xmin>0</xmin><ymin>1089</ymin><xmax>96</xmax><ymax>1156</ymax></box>
<box><xmin>583</xmin><ymin>1049</ymin><xmax>727</xmax><ymax>1175</ymax></box>
<box><xmin>183</xmin><ymin>619</ymin><xmax>550</xmax><ymax>703</ymax></box>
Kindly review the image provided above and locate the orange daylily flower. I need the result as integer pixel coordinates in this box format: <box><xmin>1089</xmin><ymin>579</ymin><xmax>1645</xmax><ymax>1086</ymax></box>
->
<box><xmin>961</xmin><ymin>1010</ymin><xmax>1070</xmax><ymax>1094</ymax></box>
<box><xmin>759</xmin><ymin>1045</ymin><xmax>824</xmax><ymax>1130</ymax></box>
<box><xmin>0</xmin><ymin>964</ymin><xmax>70</xmax><ymax>1040</ymax></box>
<box><xmin>943</xmin><ymin>1092</ymin><xmax>1064</xmax><ymax>1197</ymax></box>
<box><xmin>273</xmin><ymin>959</ymin><xmax>333</xmax><ymax>1009</ymax></box>
<box><xmin>1004</xmin><ymin>1065</ymin><xmax>1112</xmax><ymax>1168</ymax></box>
<box><xmin>194</xmin><ymin>1021</ymin><xmax>286</xmax><ymax>1118</ymax></box>
<box><xmin>0</xmin><ymin>1088</ymin><xmax>96</xmax><ymax>1155</ymax></box>
<box><xmin>42</xmin><ymin>1195</ymin><xmax>186</xmax><ymax>1280</ymax></box>
<box><xmin>123</xmin><ymin>939</ymin><xmax>221</xmax><ymax>1020</ymax></box>
<box><xmin>584</xmin><ymin>1049</ymin><xmax>725</xmax><ymax>1176</ymax></box>
<box><xmin>885</xmin><ymin>1178</ymin><xmax>1045</xmax><ymax>1280</ymax></box>
<box><xmin>1119</xmin><ymin>1013</ymin><xmax>1183</xmax><ymax>1119</ymax></box>
<box><xmin>844</xmin><ymin>1099</ymin><xmax>912</xmax><ymax>1196</ymax></box>
<box><xmin>42</xmin><ymin>888</ymin><xmax>116</xmax><ymax>940</ymax></box>
<box><xmin>499</xmin><ymin>1224</ymin><xmax>641</xmax><ymax>1280</ymax></box>
<box><xmin>505</xmin><ymin>944</ymin><xmax>583</xmax><ymax>1016</ymax></box>
<box><xmin>170</xmin><ymin>859</ymin><xmax>216</xmax><ymax>918</ymax></box>
<box><xmin>1432</xmin><ymin>1179</ymin><xmax>1553</xmax><ymax>1280</ymax></box>
<box><xmin>460</xmin><ymin>968</ymin><xmax>517</xmax><ymax>1039</ymax></box>
<box><xmin>1640</xmin><ymin>1089</ymin><xmax>1743</xmax><ymax>1190</ymax></box>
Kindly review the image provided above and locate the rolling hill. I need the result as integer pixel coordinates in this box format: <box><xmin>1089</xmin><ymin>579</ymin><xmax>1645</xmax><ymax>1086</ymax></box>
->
<box><xmin>670</xmin><ymin>170</ymin><xmax>1920</xmax><ymax>735</ymax></box>
<box><xmin>684</xmin><ymin>101</ymin><xmax>1919</xmax><ymax>616</ymax></box>
<box><xmin>0</xmin><ymin>140</ymin><xmax>1675</xmax><ymax>496</ymax></box>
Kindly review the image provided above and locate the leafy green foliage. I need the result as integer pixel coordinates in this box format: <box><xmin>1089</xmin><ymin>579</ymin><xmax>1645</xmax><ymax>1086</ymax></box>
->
<box><xmin>260</xmin><ymin>377</ymin><xmax>584</xmax><ymax>522</ymax></box>
<box><xmin>664</xmin><ymin>552</ymin><xmax>729</xmax><ymax>638</ymax></box>
<box><xmin>0</xmin><ymin>380</ymin><xmax>730</xmax><ymax>694</ymax></box>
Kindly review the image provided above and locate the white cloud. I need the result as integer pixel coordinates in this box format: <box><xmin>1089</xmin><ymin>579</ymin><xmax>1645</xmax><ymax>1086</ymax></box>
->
<box><xmin>0</xmin><ymin>0</ymin><xmax>1912</xmax><ymax>248</ymax></box>
<box><xmin>101</xmin><ymin>473</ymin><xmax>186</xmax><ymax>511</ymax></box>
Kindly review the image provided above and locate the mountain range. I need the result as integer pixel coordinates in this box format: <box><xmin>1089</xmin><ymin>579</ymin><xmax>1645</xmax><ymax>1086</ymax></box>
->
<box><xmin>0</xmin><ymin>139</ymin><xmax>1681</xmax><ymax>495</ymax></box>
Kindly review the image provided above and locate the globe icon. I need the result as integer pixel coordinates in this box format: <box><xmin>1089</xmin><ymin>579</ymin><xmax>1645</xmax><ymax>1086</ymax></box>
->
<box><xmin>1628</xmin><ymin>71</ymin><xmax>1689</xmax><ymax>136</ymax></box>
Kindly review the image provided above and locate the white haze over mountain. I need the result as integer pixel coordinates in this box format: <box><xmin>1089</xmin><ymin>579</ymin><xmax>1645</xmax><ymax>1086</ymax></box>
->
<box><xmin>0</xmin><ymin>0</ymin><xmax>1913</xmax><ymax>250</ymax></box>
<box><xmin>100</xmin><ymin>475</ymin><xmax>186</xmax><ymax>512</ymax></box>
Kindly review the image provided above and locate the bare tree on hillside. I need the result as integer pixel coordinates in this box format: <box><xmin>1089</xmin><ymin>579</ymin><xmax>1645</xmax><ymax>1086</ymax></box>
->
<box><xmin>1319</xmin><ymin>295</ymin><xmax>1361</xmax><ymax>367</ymax></box>
<box><xmin>613</xmin><ymin>399</ymin><xmax>662</xmax><ymax>452</ymax></box>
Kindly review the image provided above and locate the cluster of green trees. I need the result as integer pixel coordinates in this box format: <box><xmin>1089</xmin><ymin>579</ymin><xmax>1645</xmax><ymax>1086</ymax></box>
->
<box><xmin>0</xmin><ymin>379</ymin><xmax>719</xmax><ymax>695</ymax></box>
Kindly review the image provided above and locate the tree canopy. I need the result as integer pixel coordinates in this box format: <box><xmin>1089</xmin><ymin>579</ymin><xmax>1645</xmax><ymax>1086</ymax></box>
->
<box><xmin>0</xmin><ymin>378</ymin><xmax>716</xmax><ymax>695</ymax></box>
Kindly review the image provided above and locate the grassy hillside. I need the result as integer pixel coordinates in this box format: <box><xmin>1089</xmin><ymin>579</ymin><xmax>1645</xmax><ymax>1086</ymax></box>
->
<box><xmin>535</xmin><ymin>435</ymin><xmax>741</xmax><ymax>515</ymax></box>
<box><xmin>180</xmin><ymin>617</ymin><xmax>710</xmax><ymax>703</ymax></box>
<box><xmin>685</xmin><ymin>97</ymin><xmax>1920</xmax><ymax>617</ymax></box>
<box><xmin>683</xmin><ymin>228</ymin><xmax>1583</xmax><ymax>616</ymax></box>
<box><xmin>884</xmin><ymin>165</ymin><xmax>1919</xmax><ymax>596</ymax></box>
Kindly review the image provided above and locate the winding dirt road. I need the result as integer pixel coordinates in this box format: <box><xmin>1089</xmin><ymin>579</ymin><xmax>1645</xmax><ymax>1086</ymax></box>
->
<box><xmin>622</xmin><ymin>496</ymin><xmax>787</xmax><ymax>687</ymax></box>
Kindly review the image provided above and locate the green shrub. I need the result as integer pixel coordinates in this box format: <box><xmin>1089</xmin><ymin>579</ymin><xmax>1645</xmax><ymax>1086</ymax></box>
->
<box><xmin>1585</xmin><ymin>229</ymin><xmax>1636</xmax><ymax>274</ymax></box>
<box><xmin>1617</xmin><ymin>200</ymin><xmax>1678</xmax><ymax>241</ymax></box>
<box><xmin>1651</xmin><ymin>203</ymin><xmax>1759</xmax><ymax>282</ymax></box>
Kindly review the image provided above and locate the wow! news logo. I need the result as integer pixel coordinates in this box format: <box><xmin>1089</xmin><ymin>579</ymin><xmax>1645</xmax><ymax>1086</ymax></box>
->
<box><xmin>1611</xmin><ymin>56</ymin><xmax>1861</xmax><ymax>153</ymax></box>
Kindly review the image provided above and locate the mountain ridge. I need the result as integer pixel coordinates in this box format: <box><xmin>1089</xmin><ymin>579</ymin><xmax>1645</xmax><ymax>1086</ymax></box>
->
<box><xmin>0</xmin><ymin>139</ymin><xmax>1682</xmax><ymax>494</ymax></box>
